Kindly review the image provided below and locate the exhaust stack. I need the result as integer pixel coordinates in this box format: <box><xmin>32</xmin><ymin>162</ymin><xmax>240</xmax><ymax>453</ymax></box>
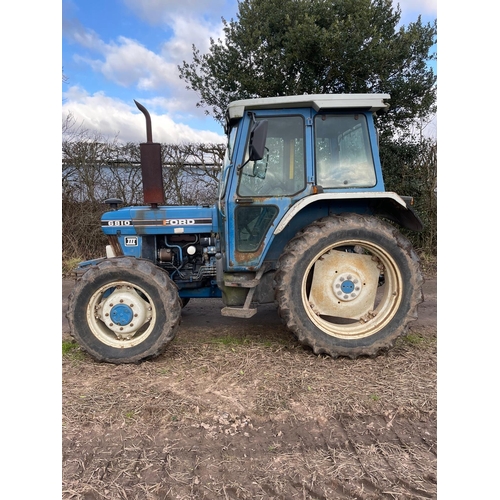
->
<box><xmin>135</xmin><ymin>100</ymin><xmax>164</xmax><ymax>208</ymax></box>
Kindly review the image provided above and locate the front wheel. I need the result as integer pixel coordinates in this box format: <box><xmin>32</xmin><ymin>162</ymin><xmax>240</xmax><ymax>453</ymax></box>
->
<box><xmin>67</xmin><ymin>258</ymin><xmax>181</xmax><ymax>364</ymax></box>
<box><xmin>274</xmin><ymin>214</ymin><xmax>423</xmax><ymax>358</ymax></box>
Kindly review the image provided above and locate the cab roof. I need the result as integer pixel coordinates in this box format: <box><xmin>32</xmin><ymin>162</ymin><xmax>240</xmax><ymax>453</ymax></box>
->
<box><xmin>227</xmin><ymin>94</ymin><xmax>390</xmax><ymax>120</ymax></box>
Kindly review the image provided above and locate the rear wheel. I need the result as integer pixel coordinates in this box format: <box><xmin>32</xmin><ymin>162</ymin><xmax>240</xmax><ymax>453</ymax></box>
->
<box><xmin>67</xmin><ymin>257</ymin><xmax>181</xmax><ymax>364</ymax></box>
<box><xmin>274</xmin><ymin>214</ymin><xmax>423</xmax><ymax>358</ymax></box>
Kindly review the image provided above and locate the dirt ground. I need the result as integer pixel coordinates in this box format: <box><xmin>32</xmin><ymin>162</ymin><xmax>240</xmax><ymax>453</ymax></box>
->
<box><xmin>62</xmin><ymin>275</ymin><xmax>437</xmax><ymax>500</ymax></box>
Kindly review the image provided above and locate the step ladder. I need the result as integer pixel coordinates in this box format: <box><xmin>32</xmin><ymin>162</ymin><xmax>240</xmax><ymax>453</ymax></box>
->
<box><xmin>220</xmin><ymin>266</ymin><xmax>267</xmax><ymax>318</ymax></box>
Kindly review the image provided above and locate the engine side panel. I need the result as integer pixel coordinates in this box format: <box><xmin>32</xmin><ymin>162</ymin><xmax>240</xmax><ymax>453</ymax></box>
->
<box><xmin>101</xmin><ymin>205</ymin><xmax>218</xmax><ymax>237</ymax></box>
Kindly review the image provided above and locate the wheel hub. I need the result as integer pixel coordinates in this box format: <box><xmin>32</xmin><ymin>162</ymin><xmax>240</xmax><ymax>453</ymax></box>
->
<box><xmin>334</xmin><ymin>274</ymin><xmax>362</xmax><ymax>301</ymax></box>
<box><xmin>110</xmin><ymin>304</ymin><xmax>134</xmax><ymax>326</ymax></box>
<box><xmin>97</xmin><ymin>286</ymin><xmax>152</xmax><ymax>338</ymax></box>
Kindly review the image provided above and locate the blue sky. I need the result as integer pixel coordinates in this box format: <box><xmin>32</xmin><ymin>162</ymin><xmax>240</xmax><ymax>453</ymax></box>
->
<box><xmin>62</xmin><ymin>0</ymin><xmax>437</xmax><ymax>145</ymax></box>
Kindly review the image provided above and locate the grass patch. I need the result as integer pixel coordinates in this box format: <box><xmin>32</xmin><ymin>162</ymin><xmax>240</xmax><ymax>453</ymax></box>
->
<box><xmin>62</xmin><ymin>340</ymin><xmax>85</xmax><ymax>360</ymax></box>
<box><xmin>209</xmin><ymin>335</ymin><xmax>250</xmax><ymax>346</ymax></box>
<box><xmin>402</xmin><ymin>332</ymin><xmax>435</xmax><ymax>346</ymax></box>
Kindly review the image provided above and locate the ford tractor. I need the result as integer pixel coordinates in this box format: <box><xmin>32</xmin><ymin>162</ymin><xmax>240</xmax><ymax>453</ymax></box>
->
<box><xmin>67</xmin><ymin>94</ymin><xmax>424</xmax><ymax>364</ymax></box>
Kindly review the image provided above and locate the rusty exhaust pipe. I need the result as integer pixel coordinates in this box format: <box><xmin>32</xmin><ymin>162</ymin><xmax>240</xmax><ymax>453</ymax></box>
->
<box><xmin>135</xmin><ymin>100</ymin><xmax>164</xmax><ymax>208</ymax></box>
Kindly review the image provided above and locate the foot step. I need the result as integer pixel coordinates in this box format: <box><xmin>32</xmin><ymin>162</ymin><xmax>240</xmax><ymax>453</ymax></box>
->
<box><xmin>221</xmin><ymin>307</ymin><xmax>257</xmax><ymax>318</ymax></box>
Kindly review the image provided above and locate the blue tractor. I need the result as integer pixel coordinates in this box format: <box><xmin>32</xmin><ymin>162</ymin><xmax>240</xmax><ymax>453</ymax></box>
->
<box><xmin>67</xmin><ymin>94</ymin><xmax>424</xmax><ymax>364</ymax></box>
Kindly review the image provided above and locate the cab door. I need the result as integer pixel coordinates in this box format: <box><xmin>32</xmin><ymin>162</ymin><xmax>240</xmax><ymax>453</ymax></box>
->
<box><xmin>225</xmin><ymin>110</ymin><xmax>311</xmax><ymax>271</ymax></box>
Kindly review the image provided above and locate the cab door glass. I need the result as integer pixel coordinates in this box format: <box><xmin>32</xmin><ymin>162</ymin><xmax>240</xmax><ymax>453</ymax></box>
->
<box><xmin>238</xmin><ymin>116</ymin><xmax>306</xmax><ymax>197</ymax></box>
<box><xmin>235</xmin><ymin>205</ymin><xmax>279</xmax><ymax>252</ymax></box>
<box><xmin>315</xmin><ymin>114</ymin><xmax>376</xmax><ymax>188</ymax></box>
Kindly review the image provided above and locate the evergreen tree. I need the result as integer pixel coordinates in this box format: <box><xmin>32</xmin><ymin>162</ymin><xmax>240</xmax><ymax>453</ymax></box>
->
<box><xmin>179</xmin><ymin>0</ymin><xmax>436</xmax><ymax>137</ymax></box>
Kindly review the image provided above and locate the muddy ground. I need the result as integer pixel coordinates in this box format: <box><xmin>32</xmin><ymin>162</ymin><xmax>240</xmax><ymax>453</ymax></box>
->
<box><xmin>62</xmin><ymin>276</ymin><xmax>436</xmax><ymax>500</ymax></box>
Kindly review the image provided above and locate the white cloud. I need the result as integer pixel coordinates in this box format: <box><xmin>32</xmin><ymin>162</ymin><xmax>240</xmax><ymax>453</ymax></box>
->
<box><xmin>63</xmin><ymin>16</ymin><xmax>106</xmax><ymax>52</ymax></box>
<box><xmin>77</xmin><ymin>36</ymin><xmax>179</xmax><ymax>90</ymax></box>
<box><xmin>161</xmin><ymin>14</ymin><xmax>224</xmax><ymax>63</ymax></box>
<box><xmin>62</xmin><ymin>86</ymin><xmax>225</xmax><ymax>144</ymax></box>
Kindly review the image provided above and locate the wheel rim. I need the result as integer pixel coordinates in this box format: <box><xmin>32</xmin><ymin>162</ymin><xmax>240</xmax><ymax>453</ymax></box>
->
<box><xmin>302</xmin><ymin>239</ymin><xmax>403</xmax><ymax>339</ymax></box>
<box><xmin>87</xmin><ymin>281</ymin><xmax>156</xmax><ymax>348</ymax></box>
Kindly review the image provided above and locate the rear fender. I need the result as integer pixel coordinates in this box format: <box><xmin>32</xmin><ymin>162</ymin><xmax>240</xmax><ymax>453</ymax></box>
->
<box><xmin>274</xmin><ymin>192</ymin><xmax>423</xmax><ymax>234</ymax></box>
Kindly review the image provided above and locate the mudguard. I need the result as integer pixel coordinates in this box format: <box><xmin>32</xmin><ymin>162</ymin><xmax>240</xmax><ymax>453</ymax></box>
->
<box><xmin>274</xmin><ymin>192</ymin><xmax>423</xmax><ymax>234</ymax></box>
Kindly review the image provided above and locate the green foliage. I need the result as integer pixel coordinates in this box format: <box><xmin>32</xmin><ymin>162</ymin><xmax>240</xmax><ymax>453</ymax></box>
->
<box><xmin>179</xmin><ymin>0</ymin><xmax>436</xmax><ymax>135</ymax></box>
<box><xmin>380</xmin><ymin>133</ymin><xmax>437</xmax><ymax>254</ymax></box>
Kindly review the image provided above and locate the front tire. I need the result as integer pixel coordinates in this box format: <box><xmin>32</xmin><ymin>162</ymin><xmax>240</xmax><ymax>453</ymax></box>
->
<box><xmin>67</xmin><ymin>258</ymin><xmax>181</xmax><ymax>364</ymax></box>
<box><xmin>274</xmin><ymin>214</ymin><xmax>423</xmax><ymax>358</ymax></box>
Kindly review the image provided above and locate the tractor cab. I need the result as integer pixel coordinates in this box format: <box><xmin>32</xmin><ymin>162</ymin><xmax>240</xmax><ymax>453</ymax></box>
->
<box><xmin>217</xmin><ymin>94</ymin><xmax>419</xmax><ymax>274</ymax></box>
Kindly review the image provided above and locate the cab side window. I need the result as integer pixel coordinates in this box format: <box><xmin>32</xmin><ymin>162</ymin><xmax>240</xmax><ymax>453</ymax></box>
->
<box><xmin>315</xmin><ymin>114</ymin><xmax>376</xmax><ymax>188</ymax></box>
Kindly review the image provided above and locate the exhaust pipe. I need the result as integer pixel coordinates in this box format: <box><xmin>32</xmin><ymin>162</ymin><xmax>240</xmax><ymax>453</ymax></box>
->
<box><xmin>135</xmin><ymin>100</ymin><xmax>164</xmax><ymax>208</ymax></box>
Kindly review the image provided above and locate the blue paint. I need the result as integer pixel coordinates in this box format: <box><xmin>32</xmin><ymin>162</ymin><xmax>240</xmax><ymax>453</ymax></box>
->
<box><xmin>110</xmin><ymin>304</ymin><xmax>134</xmax><ymax>326</ymax></box>
<box><xmin>179</xmin><ymin>285</ymin><xmax>222</xmax><ymax>299</ymax></box>
<box><xmin>341</xmin><ymin>280</ymin><xmax>355</xmax><ymax>294</ymax></box>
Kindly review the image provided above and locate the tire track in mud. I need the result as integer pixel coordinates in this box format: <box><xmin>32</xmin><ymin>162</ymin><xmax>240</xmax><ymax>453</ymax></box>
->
<box><xmin>63</xmin><ymin>413</ymin><xmax>436</xmax><ymax>499</ymax></box>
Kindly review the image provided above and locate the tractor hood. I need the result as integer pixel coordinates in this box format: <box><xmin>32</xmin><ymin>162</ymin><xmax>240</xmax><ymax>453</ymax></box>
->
<box><xmin>101</xmin><ymin>205</ymin><xmax>218</xmax><ymax>236</ymax></box>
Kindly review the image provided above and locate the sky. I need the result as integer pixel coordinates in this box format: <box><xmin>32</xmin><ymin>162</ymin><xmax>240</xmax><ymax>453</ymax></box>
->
<box><xmin>62</xmin><ymin>0</ymin><xmax>438</xmax><ymax>145</ymax></box>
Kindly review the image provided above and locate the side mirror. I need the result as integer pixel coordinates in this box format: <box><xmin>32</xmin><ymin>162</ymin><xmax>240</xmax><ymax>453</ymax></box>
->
<box><xmin>248</xmin><ymin>120</ymin><xmax>268</xmax><ymax>161</ymax></box>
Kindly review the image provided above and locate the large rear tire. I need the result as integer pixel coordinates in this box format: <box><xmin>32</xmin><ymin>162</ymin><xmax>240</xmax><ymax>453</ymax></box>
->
<box><xmin>274</xmin><ymin>214</ymin><xmax>423</xmax><ymax>358</ymax></box>
<box><xmin>67</xmin><ymin>257</ymin><xmax>181</xmax><ymax>364</ymax></box>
